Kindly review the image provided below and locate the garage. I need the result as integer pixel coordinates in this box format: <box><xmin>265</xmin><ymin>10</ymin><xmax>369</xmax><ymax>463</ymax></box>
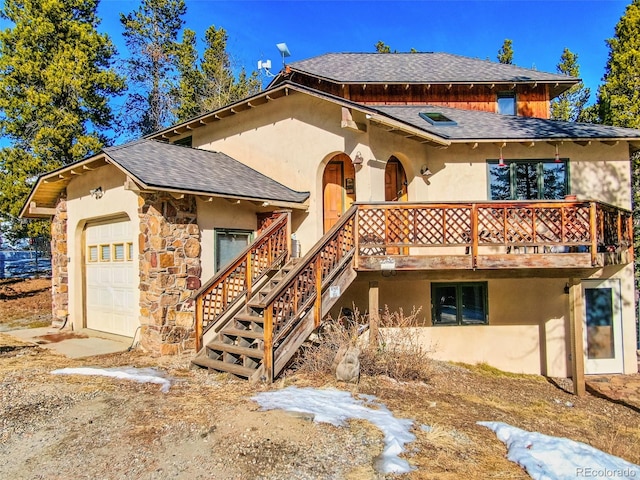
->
<box><xmin>84</xmin><ymin>218</ymin><xmax>138</xmax><ymax>337</ymax></box>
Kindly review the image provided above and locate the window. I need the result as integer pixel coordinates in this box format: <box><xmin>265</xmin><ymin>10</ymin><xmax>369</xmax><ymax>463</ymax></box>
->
<box><xmin>127</xmin><ymin>242</ymin><xmax>134</xmax><ymax>261</ymax></box>
<box><xmin>488</xmin><ymin>159</ymin><xmax>568</xmax><ymax>200</ymax></box>
<box><xmin>432</xmin><ymin>282</ymin><xmax>488</xmax><ymax>325</ymax></box>
<box><xmin>100</xmin><ymin>245</ymin><xmax>111</xmax><ymax>262</ymax></box>
<box><xmin>419</xmin><ymin>112</ymin><xmax>457</xmax><ymax>126</ymax></box>
<box><xmin>215</xmin><ymin>229</ymin><xmax>253</xmax><ymax>271</ymax></box>
<box><xmin>497</xmin><ymin>92</ymin><xmax>516</xmax><ymax>115</ymax></box>
<box><xmin>113</xmin><ymin>243</ymin><xmax>125</xmax><ymax>262</ymax></box>
<box><xmin>88</xmin><ymin>245</ymin><xmax>98</xmax><ymax>262</ymax></box>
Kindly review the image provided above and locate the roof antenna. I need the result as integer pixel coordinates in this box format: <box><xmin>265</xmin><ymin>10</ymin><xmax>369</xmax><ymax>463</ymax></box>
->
<box><xmin>276</xmin><ymin>42</ymin><xmax>291</xmax><ymax>68</ymax></box>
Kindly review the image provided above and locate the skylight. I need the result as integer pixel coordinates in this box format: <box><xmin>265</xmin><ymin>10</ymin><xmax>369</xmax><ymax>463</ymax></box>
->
<box><xmin>419</xmin><ymin>112</ymin><xmax>457</xmax><ymax>126</ymax></box>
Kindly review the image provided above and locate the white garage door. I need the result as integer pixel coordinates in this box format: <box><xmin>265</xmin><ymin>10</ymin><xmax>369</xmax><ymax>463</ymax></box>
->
<box><xmin>85</xmin><ymin>219</ymin><xmax>138</xmax><ymax>337</ymax></box>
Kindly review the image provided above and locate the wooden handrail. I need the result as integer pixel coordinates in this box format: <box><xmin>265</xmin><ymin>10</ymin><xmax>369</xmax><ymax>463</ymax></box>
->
<box><xmin>194</xmin><ymin>212</ymin><xmax>290</xmax><ymax>350</ymax></box>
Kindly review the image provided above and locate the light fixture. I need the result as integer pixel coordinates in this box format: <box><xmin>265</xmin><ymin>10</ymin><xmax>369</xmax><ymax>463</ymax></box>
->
<box><xmin>555</xmin><ymin>144</ymin><xmax>561</xmax><ymax>163</ymax></box>
<box><xmin>352</xmin><ymin>151</ymin><xmax>364</xmax><ymax>165</ymax></box>
<box><xmin>564</xmin><ymin>283</ymin><xmax>570</xmax><ymax>295</ymax></box>
<box><xmin>380</xmin><ymin>258</ymin><xmax>396</xmax><ymax>277</ymax></box>
<box><xmin>420</xmin><ymin>164</ymin><xmax>433</xmax><ymax>176</ymax></box>
<box><xmin>498</xmin><ymin>145</ymin><xmax>506</xmax><ymax>167</ymax></box>
<box><xmin>89</xmin><ymin>187</ymin><xmax>103</xmax><ymax>199</ymax></box>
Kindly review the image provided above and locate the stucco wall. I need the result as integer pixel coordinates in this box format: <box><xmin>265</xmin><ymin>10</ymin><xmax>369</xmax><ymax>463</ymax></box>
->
<box><xmin>65</xmin><ymin>165</ymin><xmax>140</xmax><ymax>334</ymax></box>
<box><xmin>196</xmin><ymin>197</ymin><xmax>261</xmax><ymax>282</ymax></box>
<box><xmin>190</xmin><ymin>93</ymin><xmax>633</xmax><ymax>261</ymax></box>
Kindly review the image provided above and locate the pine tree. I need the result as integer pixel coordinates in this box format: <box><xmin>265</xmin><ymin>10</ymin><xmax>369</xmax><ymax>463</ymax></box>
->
<box><xmin>596</xmin><ymin>0</ymin><xmax>640</xmax><ymax>129</ymax></box>
<box><xmin>497</xmin><ymin>39</ymin><xmax>514</xmax><ymax>64</ymax></box>
<box><xmin>592</xmin><ymin>0</ymin><xmax>640</xmax><ymax>317</ymax></box>
<box><xmin>173</xmin><ymin>25</ymin><xmax>261</xmax><ymax>121</ymax></box>
<box><xmin>0</xmin><ymin>0</ymin><xmax>125</xmax><ymax>241</ymax></box>
<box><xmin>120</xmin><ymin>0</ymin><xmax>186</xmax><ymax>136</ymax></box>
<box><xmin>375</xmin><ymin>41</ymin><xmax>392</xmax><ymax>53</ymax></box>
<box><xmin>550</xmin><ymin>48</ymin><xmax>590</xmax><ymax>122</ymax></box>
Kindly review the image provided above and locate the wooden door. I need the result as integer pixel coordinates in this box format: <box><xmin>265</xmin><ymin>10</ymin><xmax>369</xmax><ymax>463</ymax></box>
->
<box><xmin>323</xmin><ymin>155</ymin><xmax>355</xmax><ymax>233</ymax></box>
<box><xmin>385</xmin><ymin>158</ymin><xmax>408</xmax><ymax>254</ymax></box>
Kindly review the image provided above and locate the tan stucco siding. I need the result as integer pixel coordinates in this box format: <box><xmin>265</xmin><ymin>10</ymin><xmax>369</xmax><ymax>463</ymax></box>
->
<box><xmin>196</xmin><ymin>197</ymin><xmax>260</xmax><ymax>281</ymax></box>
<box><xmin>65</xmin><ymin>165</ymin><xmax>141</xmax><ymax>333</ymax></box>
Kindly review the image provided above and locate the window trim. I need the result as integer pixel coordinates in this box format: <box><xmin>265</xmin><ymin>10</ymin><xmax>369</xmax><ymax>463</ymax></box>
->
<box><xmin>431</xmin><ymin>281</ymin><xmax>489</xmax><ymax>326</ymax></box>
<box><xmin>87</xmin><ymin>245</ymin><xmax>98</xmax><ymax>263</ymax></box>
<box><xmin>486</xmin><ymin>158</ymin><xmax>570</xmax><ymax>200</ymax></box>
<box><xmin>99</xmin><ymin>244</ymin><xmax>111</xmax><ymax>262</ymax></box>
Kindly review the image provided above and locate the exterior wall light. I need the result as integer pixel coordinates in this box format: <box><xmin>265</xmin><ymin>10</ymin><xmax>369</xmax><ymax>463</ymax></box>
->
<box><xmin>352</xmin><ymin>151</ymin><xmax>364</xmax><ymax>165</ymax></box>
<box><xmin>420</xmin><ymin>165</ymin><xmax>432</xmax><ymax>176</ymax></box>
<box><xmin>89</xmin><ymin>187</ymin><xmax>103</xmax><ymax>199</ymax></box>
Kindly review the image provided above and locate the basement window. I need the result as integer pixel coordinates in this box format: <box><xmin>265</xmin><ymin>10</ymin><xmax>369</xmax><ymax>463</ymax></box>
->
<box><xmin>419</xmin><ymin>112</ymin><xmax>457</xmax><ymax>126</ymax></box>
<box><xmin>432</xmin><ymin>282</ymin><xmax>488</xmax><ymax>326</ymax></box>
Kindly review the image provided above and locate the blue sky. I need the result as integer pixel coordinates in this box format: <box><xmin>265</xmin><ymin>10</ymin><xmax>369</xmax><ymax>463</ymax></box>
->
<box><xmin>98</xmin><ymin>0</ymin><xmax>630</xmax><ymax>102</ymax></box>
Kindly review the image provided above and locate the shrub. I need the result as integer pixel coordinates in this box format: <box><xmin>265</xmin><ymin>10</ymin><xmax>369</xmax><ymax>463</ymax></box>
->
<box><xmin>294</xmin><ymin>306</ymin><xmax>434</xmax><ymax>382</ymax></box>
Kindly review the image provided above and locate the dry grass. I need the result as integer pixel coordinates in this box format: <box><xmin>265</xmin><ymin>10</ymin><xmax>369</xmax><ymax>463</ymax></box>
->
<box><xmin>293</xmin><ymin>306</ymin><xmax>434</xmax><ymax>382</ymax></box>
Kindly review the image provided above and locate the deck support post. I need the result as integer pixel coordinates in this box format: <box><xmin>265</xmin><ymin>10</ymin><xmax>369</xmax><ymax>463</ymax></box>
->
<box><xmin>568</xmin><ymin>277</ymin><xmax>586</xmax><ymax>396</ymax></box>
<box><xmin>369</xmin><ymin>281</ymin><xmax>379</xmax><ymax>347</ymax></box>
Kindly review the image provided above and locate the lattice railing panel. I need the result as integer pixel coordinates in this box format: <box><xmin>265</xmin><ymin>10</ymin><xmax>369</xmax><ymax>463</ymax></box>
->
<box><xmin>196</xmin><ymin>213</ymin><xmax>289</xmax><ymax>334</ymax></box>
<box><xmin>477</xmin><ymin>207</ymin><xmax>506</xmax><ymax>244</ymax></box>
<box><xmin>505</xmin><ymin>208</ymin><xmax>534</xmax><ymax>243</ymax></box>
<box><xmin>443</xmin><ymin>207</ymin><xmax>472</xmax><ymax>244</ymax></box>
<box><xmin>386</xmin><ymin>208</ymin><xmax>415</xmax><ymax>245</ymax></box>
<box><xmin>414</xmin><ymin>209</ymin><xmax>444</xmax><ymax>244</ymax></box>
<box><xmin>534</xmin><ymin>209</ymin><xmax>563</xmax><ymax>243</ymax></box>
<box><xmin>563</xmin><ymin>206</ymin><xmax>590</xmax><ymax>243</ymax></box>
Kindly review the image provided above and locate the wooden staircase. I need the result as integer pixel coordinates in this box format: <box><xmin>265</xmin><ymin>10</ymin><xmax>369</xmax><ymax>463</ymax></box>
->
<box><xmin>192</xmin><ymin>207</ymin><xmax>358</xmax><ymax>382</ymax></box>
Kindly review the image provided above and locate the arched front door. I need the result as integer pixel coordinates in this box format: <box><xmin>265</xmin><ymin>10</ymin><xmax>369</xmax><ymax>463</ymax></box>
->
<box><xmin>385</xmin><ymin>156</ymin><xmax>408</xmax><ymax>202</ymax></box>
<box><xmin>322</xmin><ymin>153</ymin><xmax>356</xmax><ymax>233</ymax></box>
<box><xmin>384</xmin><ymin>157</ymin><xmax>408</xmax><ymax>254</ymax></box>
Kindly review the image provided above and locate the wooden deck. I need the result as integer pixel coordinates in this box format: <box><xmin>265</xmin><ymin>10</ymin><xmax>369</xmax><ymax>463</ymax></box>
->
<box><xmin>354</xmin><ymin>201</ymin><xmax>633</xmax><ymax>271</ymax></box>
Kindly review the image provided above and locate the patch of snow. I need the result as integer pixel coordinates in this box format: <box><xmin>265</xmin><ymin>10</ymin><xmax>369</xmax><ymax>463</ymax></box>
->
<box><xmin>478</xmin><ymin>421</ymin><xmax>640</xmax><ymax>480</ymax></box>
<box><xmin>252</xmin><ymin>386</ymin><xmax>415</xmax><ymax>474</ymax></box>
<box><xmin>51</xmin><ymin>367</ymin><xmax>172</xmax><ymax>393</ymax></box>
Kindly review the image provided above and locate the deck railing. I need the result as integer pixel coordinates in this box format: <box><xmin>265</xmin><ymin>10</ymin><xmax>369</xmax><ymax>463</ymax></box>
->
<box><xmin>194</xmin><ymin>211</ymin><xmax>290</xmax><ymax>350</ymax></box>
<box><xmin>356</xmin><ymin>201</ymin><xmax>633</xmax><ymax>267</ymax></box>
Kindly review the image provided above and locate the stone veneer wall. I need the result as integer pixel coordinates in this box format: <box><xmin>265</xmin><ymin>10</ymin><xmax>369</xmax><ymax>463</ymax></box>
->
<box><xmin>50</xmin><ymin>195</ymin><xmax>68</xmax><ymax>320</ymax></box>
<box><xmin>138</xmin><ymin>193</ymin><xmax>201</xmax><ymax>355</ymax></box>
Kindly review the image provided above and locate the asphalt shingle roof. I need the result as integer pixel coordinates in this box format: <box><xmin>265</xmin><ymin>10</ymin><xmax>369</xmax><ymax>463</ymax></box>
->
<box><xmin>103</xmin><ymin>139</ymin><xmax>309</xmax><ymax>203</ymax></box>
<box><xmin>373</xmin><ymin>105</ymin><xmax>640</xmax><ymax>141</ymax></box>
<box><xmin>288</xmin><ymin>52</ymin><xmax>578</xmax><ymax>84</ymax></box>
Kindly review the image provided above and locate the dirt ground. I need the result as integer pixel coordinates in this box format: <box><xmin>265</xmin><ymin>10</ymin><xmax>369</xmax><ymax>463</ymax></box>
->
<box><xmin>1</xmin><ymin>279</ymin><xmax>639</xmax><ymax>479</ymax></box>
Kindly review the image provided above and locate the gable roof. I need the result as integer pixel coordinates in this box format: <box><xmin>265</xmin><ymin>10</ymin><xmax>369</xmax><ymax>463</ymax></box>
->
<box><xmin>150</xmin><ymin>81</ymin><xmax>640</xmax><ymax>149</ymax></box>
<box><xmin>21</xmin><ymin>139</ymin><xmax>309</xmax><ymax>218</ymax></box>
<box><xmin>277</xmin><ymin>52</ymin><xmax>578</xmax><ymax>87</ymax></box>
<box><xmin>372</xmin><ymin>105</ymin><xmax>640</xmax><ymax>143</ymax></box>
<box><xmin>104</xmin><ymin>140</ymin><xmax>309</xmax><ymax>203</ymax></box>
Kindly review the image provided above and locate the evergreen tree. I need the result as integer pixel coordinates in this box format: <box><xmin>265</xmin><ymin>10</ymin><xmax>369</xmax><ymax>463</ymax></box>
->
<box><xmin>596</xmin><ymin>0</ymin><xmax>640</xmax><ymax>129</ymax></box>
<box><xmin>0</xmin><ymin>0</ymin><xmax>125</xmax><ymax>240</ymax></box>
<box><xmin>120</xmin><ymin>0</ymin><xmax>186</xmax><ymax>136</ymax></box>
<box><xmin>497</xmin><ymin>39</ymin><xmax>513</xmax><ymax>64</ymax></box>
<box><xmin>173</xmin><ymin>25</ymin><xmax>261</xmax><ymax>121</ymax></box>
<box><xmin>592</xmin><ymin>0</ymin><xmax>640</xmax><ymax>316</ymax></box>
<box><xmin>550</xmin><ymin>48</ymin><xmax>590</xmax><ymax>122</ymax></box>
<box><xmin>375</xmin><ymin>41</ymin><xmax>392</xmax><ymax>53</ymax></box>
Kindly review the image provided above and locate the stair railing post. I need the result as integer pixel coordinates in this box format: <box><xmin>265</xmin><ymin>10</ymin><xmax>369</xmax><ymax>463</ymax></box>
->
<box><xmin>245</xmin><ymin>250</ymin><xmax>253</xmax><ymax>299</ymax></box>
<box><xmin>590</xmin><ymin>202</ymin><xmax>598</xmax><ymax>266</ymax></box>
<box><xmin>471</xmin><ymin>204</ymin><xmax>478</xmax><ymax>269</ymax></box>
<box><xmin>354</xmin><ymin>207</ymin><xmax>360</xmax><ymax>269</ymax></box>
<box><xmin>263</xmin><ymin>304</ymin><xmax>274</xmax><ymax>383</ymax></box>
<box><xmin>195</xmin><ymin>294</ymin><xmax>204</xmax><ymax>351</ymax></box>
<box><xmin>314</xmin><ymin>254</ymin><xmax>322</xmax><ymax>328</ymax></box>
<box><xmin>284</xmin><ymin>210</ymin><xmax>292</xmax><ymax>261</ymax></box>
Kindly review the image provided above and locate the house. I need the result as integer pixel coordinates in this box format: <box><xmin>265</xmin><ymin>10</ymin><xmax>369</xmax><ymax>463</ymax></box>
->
<box><xmin>21</xmin><ymin>52</ymin><xmax>640</xmax><ymax>391</ymax></box>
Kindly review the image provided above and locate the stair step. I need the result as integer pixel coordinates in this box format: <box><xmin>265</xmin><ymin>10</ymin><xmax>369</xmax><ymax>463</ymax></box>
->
<box><xmin>191</xmin><ymin>357</ymin><xmax>256</xmax><ymax>378</ymax></box>
<box><xmin>221</xmin><ymin>328</ymin><xmax>264</xmax><ymax>340</ymax></box>
<box><xmin>235</xmin><ymin>313</ymin><xmax>264</xmax><ymax>323</ymax></box>
<box><xmin>207</xmin><ymin>342</ymin><xmax>264</xmax><ymax>359</ymax></box>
